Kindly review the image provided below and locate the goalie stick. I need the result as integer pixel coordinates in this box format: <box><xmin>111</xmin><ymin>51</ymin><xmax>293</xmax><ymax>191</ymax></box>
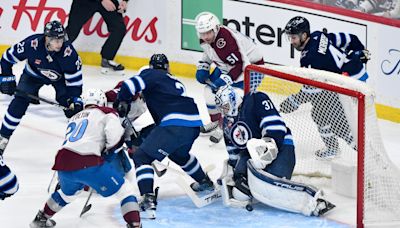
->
<box><xmin>152</xmin><ymin>161</ymin><xmax>221</xmax><ymax>208</ymax></box>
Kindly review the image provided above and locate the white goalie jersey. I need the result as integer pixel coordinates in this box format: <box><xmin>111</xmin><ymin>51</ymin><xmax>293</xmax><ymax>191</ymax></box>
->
<box><xmin>198</xmin><ymin>26</ymin><xmax>263</xmax><ymax>82</ymax></box>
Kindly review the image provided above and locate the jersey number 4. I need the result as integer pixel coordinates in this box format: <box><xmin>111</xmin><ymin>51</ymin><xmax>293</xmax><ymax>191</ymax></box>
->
<box><xmin>63</xmin><ymin>119</ymin><xmax>89</xmax><ymax>144</ymax></box>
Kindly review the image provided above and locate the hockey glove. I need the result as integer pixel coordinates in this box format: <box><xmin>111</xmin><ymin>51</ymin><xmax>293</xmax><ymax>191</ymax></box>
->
<box><xmin>195</xmin><ymin>61</ymin><xmax>210</xmax><ymax>84</ymax></box>
<box><xmin>247</xmin><ymin>137</ymin><xmax>278</xmax><ymax>169</ymax></box>
<box><xmin>354</xmin><ymin>49</ymin><xmax>371</xmax><ymax>64</ymax></box>
<box><xmin>0</xmin><ymin>75</ymin><xmax>16</xmax><ymax>95</ymax></box>
<box><xmin>64</xmin><ymin>97</ymin><xmax>83</xmax><ymax>118</ymax></box>
<box><xmin>114</xmin><ymin>99</ymin><xmax>131</xmax><ymax>117</ymax></box>
<box><xmin>279</xmin><ymin>96</ymin><xmax>299</xmax><ymax>114</ymax></box>
<box><xmin>210</xmin><ymin>74</ymin><xmax>233</xmax><ymax>92</ymax></box>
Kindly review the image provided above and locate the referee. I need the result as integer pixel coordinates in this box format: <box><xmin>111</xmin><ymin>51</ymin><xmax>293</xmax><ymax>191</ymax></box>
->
<box><xmin>66</xmin><ymin>0</ymin><xmax>129</xmax><ymax>74</ymax></box>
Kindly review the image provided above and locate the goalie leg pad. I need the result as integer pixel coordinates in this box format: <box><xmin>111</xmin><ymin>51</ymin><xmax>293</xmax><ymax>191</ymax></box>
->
<box><xmin>218</xmin><ymin>160</ymin><xmax>251</xmax><ymax>208</ymax></box>
<box><xmin>247</xmin><ymin>160</ymin><xmax>334</xmax><ymax>216</ymax></box>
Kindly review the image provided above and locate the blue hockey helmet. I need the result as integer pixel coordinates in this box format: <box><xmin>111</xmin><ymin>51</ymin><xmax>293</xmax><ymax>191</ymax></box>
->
<box><xmin>44</xmin><ymin>20</ymin><xmax>67</xmax><ymax>40</ymax></box>
<box><xmin>149</xmin><ymin>54</ymin><xmax>169</xmax><ymax>71</ymax></box>
<box><xmin>284</xmin><ymin>16</ymin><xmax>310</xmax><ymax>36</ymax></box>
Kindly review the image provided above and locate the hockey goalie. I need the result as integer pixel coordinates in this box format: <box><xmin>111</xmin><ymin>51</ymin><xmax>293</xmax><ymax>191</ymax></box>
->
<box><xmin>215</xmin><ymin>85</ymin><xmax>335</xmax><ymax>216</ymax></box>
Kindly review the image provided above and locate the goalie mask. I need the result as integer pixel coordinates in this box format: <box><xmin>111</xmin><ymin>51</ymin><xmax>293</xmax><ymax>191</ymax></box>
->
<box><xmin>215</xmin><ymin>86</ymin><xmax>243</xmax><ymax>117</ymax></box>
<box><xmin>82</xmin><ymin>89</ymin><xmax>107</xmax><ymax>107</ymax></box>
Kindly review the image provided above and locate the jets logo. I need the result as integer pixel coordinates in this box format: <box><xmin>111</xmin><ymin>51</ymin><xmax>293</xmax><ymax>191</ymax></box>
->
<box><xmin>64</xmin><ymin>46</ymin><xmax>72</xmax><ymax>57</ymax></box>
<box><xmin>38</xmin><ymin>68</ymin><xmax>62</xmax><ymax>81</ymax></box>
<box><xmin>31</xmin><ymin>39</ymin><xmax>38</xmax><ymax>50</ymax></box>
<box><xmin>230</xmin><ymin>121</ymin><xmax>252</xmax><ymax>149</ymax></box>
<box><xmin>216</xmin><ymin>38</ymin><xmax>226</xmax><ymax>49</ymax></box>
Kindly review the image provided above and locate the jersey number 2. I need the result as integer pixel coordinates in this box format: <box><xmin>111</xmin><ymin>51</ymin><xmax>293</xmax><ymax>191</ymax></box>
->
<box><xmin>63</xmin><ymin>119</ymin><xmax>89</xmax><ymax>144</ymax></box>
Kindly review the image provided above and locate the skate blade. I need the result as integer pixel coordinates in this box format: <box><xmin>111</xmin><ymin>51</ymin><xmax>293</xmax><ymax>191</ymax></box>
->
<box><xmin>140</xmin><ymin>209</ymin><xmax>156</xmax><ymax>220</ymax></box>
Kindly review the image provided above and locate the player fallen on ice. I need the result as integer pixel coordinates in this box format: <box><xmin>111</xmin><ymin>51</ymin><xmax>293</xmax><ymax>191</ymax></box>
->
<box><xmin>30</xmin><ymin>89</ymin><xmax>141</xmax><ymax>228</ymax></box>
<box><xmin>114</xmin><ymin>54</ymin><xmax>215</xmax><ymax>219</ymax></box>
<box><xmin>215</xmin><ymin>85</ymin><xmax>335</xmax><ymax>216</ymax></box>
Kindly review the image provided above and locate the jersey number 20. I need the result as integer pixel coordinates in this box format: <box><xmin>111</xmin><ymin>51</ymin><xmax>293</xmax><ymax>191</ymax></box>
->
<box><xmin>63</xmin><ymin>119</ymin><xmax>89</xmax><ymax>144</ymax></box>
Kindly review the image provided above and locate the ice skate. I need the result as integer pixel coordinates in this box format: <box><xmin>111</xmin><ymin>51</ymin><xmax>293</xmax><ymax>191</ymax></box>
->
<box><xmin>0</xmin><ymin>135</ymin><xmax>9</xmax><ymax>155</ymax></box>
<box><xmin>313</xmin><ymin>198</ymin><xmax>336</xmax><ymax>216</ymax></box>
<box><xmin>190</xmin><ymin>175</ymin><xmax>215</xmax><ymax>193</ymax></box>
<box><xmin>29</xmin><ymin>210</ymin><xmax>56</xmax><ymax>228</ymax></box>
<box><xmin>101</xmin><ymin>58</ymin><xmax>125</xmax><ymax>75</ymax></box>
<box><xmin>126</xmin><ymin>222</ymin><xmax>141</xmax><ymax>228</ymax></box>
<box><xmin>139</xmin><ymin>192</ymin><xmax>157</xmax><ymax>219</ymax></box>
<box><xmin>315</xmin><ymin>148</ymin><xmax>339</xmax><ymax>160</ymax></box>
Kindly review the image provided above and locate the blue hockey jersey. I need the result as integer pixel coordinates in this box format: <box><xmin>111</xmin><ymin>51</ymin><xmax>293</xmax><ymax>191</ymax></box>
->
<box><xmin>0</xmin><ymin>157</ymin><xmax>18</xmax><ymax>198</ymax></box>
<box><xmin>224</xmin><ymin>91</ymin><xmax>293</xmax><ymax>152</ymax></box>
<box><xmin>301</xmin><ymin>31</ymin><xmax>368</xmax><ymax>82</ymax></box>
<box><xmin>118</xmin><ymin>68</ymin><xmax>203</xmax><ymax>127</ymax></box>
<box><xmin>0</xmin><ymin>34</ymin><xmax>83</xmax><ymax>96</ymax></box>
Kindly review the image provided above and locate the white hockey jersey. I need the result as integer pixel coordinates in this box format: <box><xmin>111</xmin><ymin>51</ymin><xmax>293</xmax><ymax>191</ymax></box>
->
<box><xmin>198</xmin><ymin>26</ymin><xmax>264</xmax><ymax>82</ymax></box>
<box><xmin>52</xmin><ymin>106</ymin><xmax>124</xmax><ymax>171</ymax></box>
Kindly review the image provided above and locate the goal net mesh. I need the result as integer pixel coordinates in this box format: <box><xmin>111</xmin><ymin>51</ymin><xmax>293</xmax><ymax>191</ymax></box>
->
<box><xmin>244</xmin><ymin>64</ymin><xmax>400</xmax><ymax>226</ymax></box>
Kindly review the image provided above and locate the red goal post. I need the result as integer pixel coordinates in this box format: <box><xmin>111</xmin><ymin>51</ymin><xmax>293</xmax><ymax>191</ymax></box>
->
<box><xmin>244</xmin><ymin>64</ymin><xmax>400</xmax><ymax>228</ymax></box>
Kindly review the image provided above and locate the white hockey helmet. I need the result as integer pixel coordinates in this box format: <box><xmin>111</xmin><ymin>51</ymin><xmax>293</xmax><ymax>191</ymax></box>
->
<box><xmin>82</xmin><ymin>89</ymin><xmax>107</xmax><ymax>107</ymax></box>
<box><xmin>215</xmin><ymin>85</ymin><xmax>243</xmax><ymax>117</ymax></box>
<box><xmin>195</xmin><ymin>12</ymin><xmax>220</xmax><ymax>36</ymax></box>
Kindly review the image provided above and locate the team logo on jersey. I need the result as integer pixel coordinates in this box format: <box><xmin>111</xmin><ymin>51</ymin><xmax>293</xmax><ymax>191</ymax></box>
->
<box><xmin>38</xmin><ymin>68</ymin><xmax>62</xmax><ymax>81</ymax></box>
<box><xmin>216</xmin><ymin>38</ymin><xmax>226</xmax><ymax>49</ymax></box>
<box><xmin>230</xmin><ymin>121</ymin><xmax>252</xmax><ymax>149</ymax></box>
<box><xmin>46</xmin><ymin>54</ymin><xmax>53</xmax><ymax>63</ymax></box>
<box><xmin>31</xmin><ymin>38</ymin><xmax>38</xmax><ymax>50</ymax></box>
<box><xmin>64</xmin><ymin>46</ymin><xmax>72</xmax><ymax>57</ymax></box>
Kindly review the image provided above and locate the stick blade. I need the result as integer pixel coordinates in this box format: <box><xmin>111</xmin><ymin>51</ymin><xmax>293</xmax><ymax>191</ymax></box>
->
<box><xmin>80</xmin><ymin>204</ymin><xmax>92</xmax><ymax>217</ymax></box>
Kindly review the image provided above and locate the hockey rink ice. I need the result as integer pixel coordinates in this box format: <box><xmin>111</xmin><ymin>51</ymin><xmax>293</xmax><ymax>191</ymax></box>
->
<box><xmin>0</xmin><ymin>64</ymin><xmax>399</xmax><ymax>228</ymax></box>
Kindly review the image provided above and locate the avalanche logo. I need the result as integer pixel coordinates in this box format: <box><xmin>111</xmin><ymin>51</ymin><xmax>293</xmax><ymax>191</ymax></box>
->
<box><xmin>216</xmin><ymin>38</ymin><xmax>226</xmax><ymax>49</ymax></box>
<box><xmin>38</xmin><ymin>68</ymin><xmax>62</xmax><ymax>81</ymax></box>
<box><xmin>230</xmin><ymin>121</ymin><xmax>252</xmax><ymax>149</ymax></box>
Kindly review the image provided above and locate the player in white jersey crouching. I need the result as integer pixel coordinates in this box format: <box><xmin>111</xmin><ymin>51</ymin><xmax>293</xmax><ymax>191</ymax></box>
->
<box><xmin>215</xmin><ymin>85</ymin><xmax>335</xmax><ymax>216</ymax></box>
<box><xmin>29</xmin><ymin>89</ymin><xmax>141</xmax><ymax>228</ymax></box>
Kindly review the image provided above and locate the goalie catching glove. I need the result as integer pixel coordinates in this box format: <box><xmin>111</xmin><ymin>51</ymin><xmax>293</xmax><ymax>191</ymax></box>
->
<box><xmin>247</xmin><ymin>137</ymin><xmax>278</xmax><ymax>169</ymax></box>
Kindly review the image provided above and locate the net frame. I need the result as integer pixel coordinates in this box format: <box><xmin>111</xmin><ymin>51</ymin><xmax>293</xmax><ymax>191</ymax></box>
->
<box><xmin>244</xmin><ymin>64</ymin><xmax>394</xmax><ymax>228</ymax></box>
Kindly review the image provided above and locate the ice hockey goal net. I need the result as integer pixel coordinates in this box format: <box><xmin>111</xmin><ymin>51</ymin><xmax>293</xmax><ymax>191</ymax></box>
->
<box><xmin>244</xmin><ymin>64</ymin><xmax>400</xmax><ymax>228</ymax></box>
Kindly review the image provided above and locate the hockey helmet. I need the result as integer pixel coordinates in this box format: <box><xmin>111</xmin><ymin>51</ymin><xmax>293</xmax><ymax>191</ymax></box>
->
<box><xmin>284</xmin><ymin>16</ymin><xmax>310</xmax><ymax>36</ymax></box>
<box><xmin>215</xmin><ymin>85</ymin><xmax>243</xmax><ymax>117</ymax></box>
<box><xmin>44</xmin><ymin>20</ymin><xmax>67</xmax><ymax>40</ymax></box>
<box><xmin>149</xmin><ymin>54</ymin><xmax>169</xmax><ymax>71</ymax></box>
<box><xmin>195</xmin><ymin>12</ymin><xmax>220</xmax><ymax>35</ymax></box>
<box><xmin>82</xmin><ymin>89</ymin><xmax>107</xmax><ymax>107</ymax></box>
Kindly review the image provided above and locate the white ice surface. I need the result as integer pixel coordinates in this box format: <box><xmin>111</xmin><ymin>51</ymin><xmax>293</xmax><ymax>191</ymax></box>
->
<box><xmin>0</xmin><ymin>64</ymin><xmax>399</xmax><ymax>228</ymax></box>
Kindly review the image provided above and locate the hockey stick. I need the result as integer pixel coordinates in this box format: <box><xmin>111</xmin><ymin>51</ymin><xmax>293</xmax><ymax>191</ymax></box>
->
<box><xmin>47</xmin><ymin>171</ymin><xmax>57</xmax><ymax>193</ymax></box>
<box><xmin>151</xmin><ymin>162</ymin><xmax>167</xmax><ymax>177</ymax></box>
<box><xmin>152</xmin><ymin>161</ymin><xmax>221</xmax><ymax>208</ymax></box>
<box><xmin>79</xmin><ymin>189</ymin><xmax>94</xmax><ymax>217</ymax></box>
<box><xmin>15</xmin><ymin>89</ymin><xmax>70</xmax><ymax>110</ymax></box>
